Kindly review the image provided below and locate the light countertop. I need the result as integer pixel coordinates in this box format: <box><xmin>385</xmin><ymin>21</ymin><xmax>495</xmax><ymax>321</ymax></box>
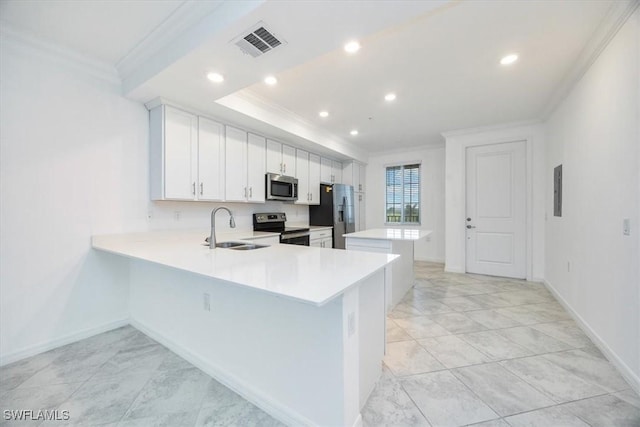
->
<box><xmin>92</xmin><ymin>230</ymin><xmax>397</xmax><ymax>307</ymax></box>
<box><xmin>344</xmin><ymin>228</ymin><xmax>432</xmax><ymax>241</ymax></box>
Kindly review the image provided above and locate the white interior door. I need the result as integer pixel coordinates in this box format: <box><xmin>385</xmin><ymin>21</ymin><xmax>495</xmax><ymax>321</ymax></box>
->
<box><xmin>465</xmin><ymin>141</ymin><xmax>526</xmax><ymax>278</ymax></box>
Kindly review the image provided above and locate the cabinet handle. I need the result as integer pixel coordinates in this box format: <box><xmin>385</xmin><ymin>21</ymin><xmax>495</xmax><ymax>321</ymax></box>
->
<box><xmin>244</xmin><ymin>187</ymin><xmax>247</xmax><ymax>198</ymax></box>
<box><xmin>283</xmin><ymin>163</ymin><xmax>286</xmax><ymax>173</ymax></box>
<box><xmin>200</xmin><ymin>183</ymin><xmax>203</xmax><ymax>195</ymax></box>
<box><xmin>249</xmin><ymin>187</ymin><xmax>253</xmax><ymax>198</ymax></box>
<box><xmin>359</xmin><ymin>184</ymin><xmax>362</xmax><ymax>191</ymax></box>
<box><xmin>280</xmin><ymin>163</ymin><xmax>283</xmax><ymax>173</ymax></box>
<box><xmin>192</xmin><ymin>182</ymin><xmax>196</xmax><ymax>195</ymax></box>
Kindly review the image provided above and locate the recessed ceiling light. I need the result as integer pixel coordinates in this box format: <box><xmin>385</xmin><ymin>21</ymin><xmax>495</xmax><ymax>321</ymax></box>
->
<box><xmin>350</xmin><ymin>130</ymin><xmax>359</xmax><ymax>136</ymax></box>
<box><xmin>344</xmin><ymin>40</ymin><xmax>361</xmax><ymax>54</ymax></box>
<box><xmin>385</xmin><ymin>93</ymin><xmax>397</xmax><ymax>102</ymax></box>
<box><xmin>207</xmin><ymin>72</ymin><xmax>224</xmax><ymax>83</ymax></box>
<box><xmin>264</xmin><ymin>75</ymin><xmax>278</xmax><ymax>85</ymax></box>
<box><xmin>500</xmin><ymin>54</ymin><xmax>518</xmax><ymax>65</ymax></box>
<box><xmin>319</xmin><ymin>111</ymin><xmax>329</xmax><ymax>118</ymax></box>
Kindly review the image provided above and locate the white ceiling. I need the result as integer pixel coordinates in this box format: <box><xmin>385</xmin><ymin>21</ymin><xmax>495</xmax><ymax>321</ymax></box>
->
<box><xmin>0</xmin><ymin>0</ymin><xmax>622</xmax><ymax>157</ymax></box>
<box><xmin>0</xmin><ymin>0</ymin><xmax>185</xmax><ymax>64</ymax></box>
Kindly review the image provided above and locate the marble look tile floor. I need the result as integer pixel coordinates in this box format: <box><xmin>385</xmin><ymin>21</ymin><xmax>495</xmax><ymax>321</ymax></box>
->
<box><xmin>1</xmin><ymin>262</ymin><xmax>638</xmax><ymax>427</ymax></box>
<box><xmin>362</xmin><ymin>261</ymin><xmax>640</xmax><ymax>427</ymax></box>
<box><xmin>0</xmin><ymin>327</ymin><xmax>284</xmax><ymax>427</ymax></box>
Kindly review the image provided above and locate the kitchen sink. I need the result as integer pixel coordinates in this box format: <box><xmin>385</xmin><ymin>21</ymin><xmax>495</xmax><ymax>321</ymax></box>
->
<box><xmin>229</xmin><ymin>244</ymin><xmax>268</xmax><ymax>250</ymax></box>
<box><xmin>216</xmin><ymin>241</ymin><xmax>246</xmax><ymax>248</ymax></box>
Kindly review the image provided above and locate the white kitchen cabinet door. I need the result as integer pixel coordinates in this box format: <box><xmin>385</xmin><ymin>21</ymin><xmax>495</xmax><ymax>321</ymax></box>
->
<box><xmin>320</xmin><ymin>157</ymin><xmax>332</xmax><ymax>183</ymax></box>
<box><xmin>358</xmin><ymin>163</ymin><xmax>366</xmax><ymax>193</ymax></box>
<box><xmin>310</xmin><ymin>239</ymin><xmax>323</xmax><ymax>248</ymax></box>
<box><xmin>197</xmin><ymin>117</ymin><xmax>225</xmax><ymax>201</ymax></box>
<box><xmin>266</xmin><ymin>139</ymin><xmax>282</xmax><ymax>174</ymax></box>
<box><xmin>308</xmin><ymin>153</ymin><xmax>321</xmax><ymax>205</ymax></box>
<box><xmin>295</xmin><ymin>149</ymin><xmax>310</xmax><ymax>205</ymax></box>
<box><xmin>332</xmin><ymin>160</ymin><xmax>343</xmax><ymax>184</ymax></box>
<box><xmin>164</xmin><ymin>106</ymin><xmax>197</xmax><ymax>200</ymax></box>
<box><xmin>282</xmin><ymin>144</ymin><xmax>296</xmax><ymax>176</ymax></box>
<box><xmin>224</xmin><ymin>126</ymin><xmax>248</xmax><ymax>202</ymax></box>
<box><xmin>321</xmin><ymin>237</ymin><xmax>333</xmax><ymax>248</ymax></box>
<box><xmin>357</xmin><ymin>192</ymin><xmax>366</xmax><ymax>231</ymax></box>
<box><xmin>247</xmin><ymin>133</ymin><xmax>266</xmax><ymax>202</ymax></box>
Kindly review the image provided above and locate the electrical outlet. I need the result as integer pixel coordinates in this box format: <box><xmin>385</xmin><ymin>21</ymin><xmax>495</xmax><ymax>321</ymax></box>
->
<box><xmin>174</xmin><ymin>211</ymin><xmax>181</xmax><ymax>221</ymax></box>
<box><xmin>203</xmin><ymin>293</ymin><xmax>210</xmax><ymax>311</ymax></box>
<box><xmin>567</xmin><ymin>261</ymin><xmax>571</xmax><ymax>273</ymax></box>
<box><xmin>623</xmin><ymin>218</ymin><xmax>630</xmax><ymax>236</ymax></box>
<box><xmin>348</xmin><ymin>312</ymin><xmax>356</xmax><ymax>337</ymax></box>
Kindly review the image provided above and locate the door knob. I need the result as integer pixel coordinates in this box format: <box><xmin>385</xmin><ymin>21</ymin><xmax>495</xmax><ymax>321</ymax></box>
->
<box><xmin>466</xmin><ymin>217</ymin><xmax>472</xmax><ymax>221</ymax></box>
<box><xmin>466</xmin><ymin>225</ymin><xmax>476</xmax><ymax>229</ymax></box>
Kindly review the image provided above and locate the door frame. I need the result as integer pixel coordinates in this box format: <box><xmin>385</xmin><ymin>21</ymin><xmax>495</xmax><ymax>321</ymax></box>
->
<box><xmin>444</xmin><ymin>124</ymin><xmax>539</xmax><ymax>281</ymax></box>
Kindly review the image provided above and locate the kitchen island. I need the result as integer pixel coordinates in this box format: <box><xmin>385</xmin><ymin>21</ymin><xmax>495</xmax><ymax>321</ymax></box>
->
<box><xmin>344</xmin><ymin>228</ymin><xmax>432</xmax><ymax>310</ymax></box>
<box><xmin>92</xmin><ymin>230</ymin><xmax>397</xmax><ymax>427</ymax></box>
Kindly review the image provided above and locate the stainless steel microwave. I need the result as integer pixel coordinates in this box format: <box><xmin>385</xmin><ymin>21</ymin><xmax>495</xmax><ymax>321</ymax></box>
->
<box><xmin>266</xmin><ymin>173</ymin><xmax>298</xmax><ymax>202</ymax></box>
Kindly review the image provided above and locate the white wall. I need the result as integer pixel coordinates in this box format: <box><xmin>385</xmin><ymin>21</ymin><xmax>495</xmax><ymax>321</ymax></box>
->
<box><xmin>0</xmin><ymin>38</ymin><xmax>149</xmax><ymax>363</ymax></box>
<box><xmin>443</xmin><ymin>123</ymin><xmax>546</xmax><ymax>281</ymax></box>
<box><xmin>544</xmin><ymin>9</ymin><xmax>639</xmax><ymax>387</ymax></box>
<box><xmin>365</xmin><ymin>146</ymin><xmax>445</xmax><ymax>263</ymax></box>
<box><xmin>0</xmin><ymin>35</ymin><xmax>309</xmax><ymax>363</ymax></box>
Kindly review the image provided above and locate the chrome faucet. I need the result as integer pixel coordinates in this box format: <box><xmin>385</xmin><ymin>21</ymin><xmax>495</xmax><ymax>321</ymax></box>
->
<box><xmin>209</xmin><ymin>207</ymin><xmax>236</xmax><ymax>249</ymax></box>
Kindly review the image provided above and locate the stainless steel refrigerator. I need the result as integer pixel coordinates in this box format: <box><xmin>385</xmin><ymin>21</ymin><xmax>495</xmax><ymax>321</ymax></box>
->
<box><xmin>309</xmin><ymin>184</ymin><xmax>355</xmax><ymax>249</ymax></box>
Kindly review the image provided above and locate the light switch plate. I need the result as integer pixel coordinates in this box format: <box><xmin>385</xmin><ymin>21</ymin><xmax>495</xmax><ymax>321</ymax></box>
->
<box><xmin>623</xmin><ymin>218</ymin><xmax>630</xmax><ymax>236</ymax></box>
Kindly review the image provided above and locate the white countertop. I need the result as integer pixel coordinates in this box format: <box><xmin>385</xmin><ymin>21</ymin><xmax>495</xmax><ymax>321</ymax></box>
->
<box><xmin>344</xmin><ymin>228</ymin><xmax>432</xmax><ymax>241</ymax></box>
<box><xmin>309</xmin><ymin>225</ymin><xmax>333</xmax><ymax>232</ymax></box>
<box><xmin>92</xmin><ymin>229</ymin><xmax>397</xmax><ymax>307</ymax></box>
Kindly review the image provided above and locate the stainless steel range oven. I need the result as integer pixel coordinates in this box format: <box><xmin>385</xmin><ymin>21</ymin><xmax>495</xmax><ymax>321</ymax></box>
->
<box><xmin>253</xmin><ymin>213</ymin><xmax>310</xmax><ymax>246</ymax></box>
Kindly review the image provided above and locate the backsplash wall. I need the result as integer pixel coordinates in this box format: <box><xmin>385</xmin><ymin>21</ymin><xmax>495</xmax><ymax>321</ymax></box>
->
<box><xmin>147</xmin><ymin>200</ymin><xmax>310</xmax><ymax>231</ymax></box>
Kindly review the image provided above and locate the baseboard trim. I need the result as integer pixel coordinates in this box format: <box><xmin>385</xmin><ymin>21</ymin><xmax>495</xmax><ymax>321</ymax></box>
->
<box><xmin>130</xmin><ymin>318</ymin><xmax>317</xmax><ymax>427</ymax></box>
<box><xmin>414</xmin><ymin>256</ymin><xmax>445</xmax><ymax>263</ymax></box>
<box><xmin>543</xmin><ymin>279</ymin><xmax>640</xmax><ymax>394</ymax></box>
<box><xmin>0</xmin><ymin>317</ymin><xmax>130</xmax><ymax>366</ymax></box>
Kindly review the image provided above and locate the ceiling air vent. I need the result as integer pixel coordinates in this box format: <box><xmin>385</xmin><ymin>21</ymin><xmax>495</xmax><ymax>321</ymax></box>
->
<box><xmin>233</xmin><ymin>22</ymin><xmax>286</xmax><ymax>57</ymax></box>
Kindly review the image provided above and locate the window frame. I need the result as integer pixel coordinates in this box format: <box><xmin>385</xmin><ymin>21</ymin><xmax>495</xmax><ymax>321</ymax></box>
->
<box><xmin>384</xmin><ymin>162</ymin><xmax>422</xmax><ymax>226</ymax></box>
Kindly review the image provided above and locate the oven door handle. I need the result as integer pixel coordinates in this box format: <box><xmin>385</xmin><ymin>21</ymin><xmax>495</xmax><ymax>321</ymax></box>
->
<box><xmin>281</xmin><ymin>231</ymin><xmax>310</xmax><ymax>239</ymax></box>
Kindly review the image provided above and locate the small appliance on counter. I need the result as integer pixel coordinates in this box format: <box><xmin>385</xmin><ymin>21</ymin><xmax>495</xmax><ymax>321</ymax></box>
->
<box><xmin>253</xmin><ymin>212</ymin><xmax>310</xmax><ymax>246</ymax></box>
<box><xmin>265</xmin><ymin>173</ymin><xmax>298</xmax><ymax>202</ymax></box>
<box><xmin>309</xmin><ymin>184</ymin><xmax>355</xmax><ymax>249</ymax></box>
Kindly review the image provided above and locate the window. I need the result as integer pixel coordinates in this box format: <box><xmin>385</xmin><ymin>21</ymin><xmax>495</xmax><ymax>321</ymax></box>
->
<box><xmin>385</xmin><ymin>163</ymin><xmax>420</xmax><ymax>224</ymax></box>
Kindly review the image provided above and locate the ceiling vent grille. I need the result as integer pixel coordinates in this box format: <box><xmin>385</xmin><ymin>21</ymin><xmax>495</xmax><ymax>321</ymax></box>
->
<box><xmin>233</xmin><ymin>22</ymin><xmax>285</xmax><ymax>57</ymax></box>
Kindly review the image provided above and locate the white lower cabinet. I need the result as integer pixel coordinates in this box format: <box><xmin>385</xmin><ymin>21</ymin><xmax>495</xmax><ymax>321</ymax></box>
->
<box><xmin>310</xmin><ymin>228</ymin><xmax>333</xmax><ymax>248</ymax></box>
<box><xmin>225</xmin><ymin>128</ymin><xmax>266</xmax><ymax>202</ymax></box>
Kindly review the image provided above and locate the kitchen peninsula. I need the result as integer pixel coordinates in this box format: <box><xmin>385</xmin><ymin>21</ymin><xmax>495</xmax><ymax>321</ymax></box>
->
<box><xmin>92</xmin><ymin>230</ymin><xmax>397</xmax><ymax>427</ymax></box>
<box><xmin>345</xmin><ymin>228</ymin><xmax>432</xmax><ymax>310</ymax></box>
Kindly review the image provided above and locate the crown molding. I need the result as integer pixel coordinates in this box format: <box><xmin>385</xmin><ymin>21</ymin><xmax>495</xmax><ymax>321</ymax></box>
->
<box><xmin>115</xmin><ymin>0</ymin><xmax>225</xmax><ymax>79</ymax></box>
<box><xmin>0</xmin><ymin>23</ymin><xmax>120</xmax><ymax>85</ymax></box>
<box><xmin>541</xmin><ymin>0</ymin><xmax>639</xmax><ymax>119</ymax></box>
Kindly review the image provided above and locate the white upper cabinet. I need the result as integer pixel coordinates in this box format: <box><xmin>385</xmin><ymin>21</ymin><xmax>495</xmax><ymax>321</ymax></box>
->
<box><xmin>354</xmin><ymin>192</ymin><xmax>366</xmax><ymax>231</ymax></box>
<box><xmin>247</xmin><ymin>133</ymin><xmax>266</xmax><ymax>202</ymax></box>
<box><xmin>320</xmin><ymin>157</ymin><xmax>332</xmax><ymax>184</ymax></box>
<box><xmin>198</xmin><ymin>117</ymin><xmax>225</xmax><ymax>201</ymax></box>
<box><xmin>266</xmin><ymin>139</ymin><xmax>296</xmax><ymax>176</ymax></box>
<box><xmin>343</xmin><ymin>161</ymin><xmax>366</xmax><ymax>193</ymax></box>
<box><xmin>308</xmin><ymin>153</ymin><xmax>321</xmax><ymax>205</ymax></box>
<box><xmin>320</xmin><ymin>157</ymin><xmax>343</xmax><ymax>184</ymax></box>
<box><xmin>150</xmin><ymin>105</ymin><xmax>223</xmax><ymax>201</ymax></box>
<box><xmin>225</xmin><ymin>126</ymin><xmax>248</xmax><ymax>202</ymax></box>
<box><xmin>332</xmin><ymin>160</ymin><xmax>343</xmax><ymax>184</ymax></box>
<box><xmin>226</xmin><ymin>128</ymin><xmax>266</xmax><ymax>203</ymax></box>
<box><xmin>164</xmin><ymin>107</ymin><xmax>197</xmax><ymax>200</ymax></box>
<box><xmin>295</xmin><ymin>149</ymin><xmax>310</xmax><ymax>205</ymax></box>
